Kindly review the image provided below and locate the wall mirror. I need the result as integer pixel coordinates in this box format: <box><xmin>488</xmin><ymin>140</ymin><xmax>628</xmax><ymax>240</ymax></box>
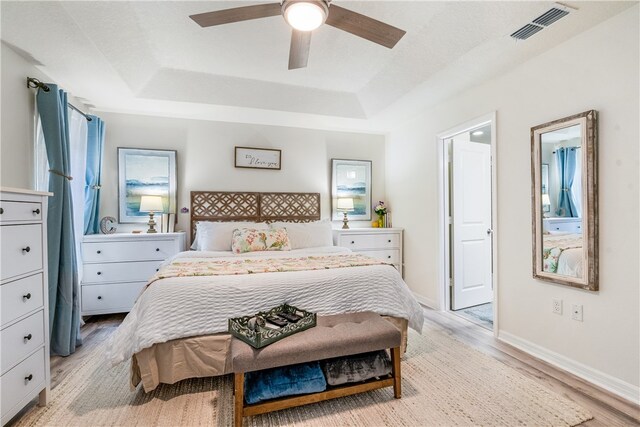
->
<box><xmin>531</xmin><ymin>110</ymin><xmax>598</xmax><ymax>290</ymax></box>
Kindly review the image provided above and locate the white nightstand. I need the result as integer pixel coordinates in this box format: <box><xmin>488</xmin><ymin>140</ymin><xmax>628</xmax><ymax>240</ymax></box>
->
<box><xmin>81</xmin><ymin>232</ymin><xmax>186</xmax><ymax>315</ymax></box>
<box><xmin>333</xmin><ymin>228</ymin><xmax>403</xmax><ymax>277</ymax></box>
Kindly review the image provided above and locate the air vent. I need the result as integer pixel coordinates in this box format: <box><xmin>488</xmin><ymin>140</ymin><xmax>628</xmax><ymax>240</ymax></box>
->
<box><xmin>511</xmin><ymin>23</ymin><xmax>544</xmax><ymax>40</ymax></box>
<box><xmin>533</xmin><ymin>7</ymin><xmax>570</xmax><ymax>26</ymax></box>
<box><xmin>510</xmin><ymin>3</ymin><xmax>575</xmax><ymax>41</ymax></box>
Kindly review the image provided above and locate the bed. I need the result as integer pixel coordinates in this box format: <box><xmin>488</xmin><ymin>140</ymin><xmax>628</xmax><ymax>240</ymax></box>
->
<box><xmin>542</xmin><ymin>233</ymin><xmax>583</xmax><ymax>278</ymax></box>
<box><xmin>106</xmin><ymin>191</ymin><xmax>424</xmax><ymax>392</ymax></box>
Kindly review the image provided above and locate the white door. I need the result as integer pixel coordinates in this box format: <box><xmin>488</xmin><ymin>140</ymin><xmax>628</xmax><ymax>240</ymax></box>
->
<box><xmin>451</xmin><ymin>140</ymin><xmax>493</xmax><ymax>310</ymax></box>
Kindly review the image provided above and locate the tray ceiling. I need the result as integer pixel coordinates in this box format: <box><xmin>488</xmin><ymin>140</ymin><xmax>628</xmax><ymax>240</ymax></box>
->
<box><xmin>1</xmin><ymin>1</ymin><xmax>633</xmax><ymax>132</ymax></box>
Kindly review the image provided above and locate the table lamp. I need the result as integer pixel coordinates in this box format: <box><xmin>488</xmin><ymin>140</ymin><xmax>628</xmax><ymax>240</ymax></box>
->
<box><xmin>541</xmin><ymin>193</ymin><xmax>551</xmax><ymax>216</ymax></box>
<box><xmin>139</xmin><ymin>195</ymin><xmax>164</xmax><ymax>233</ymax></box>
<box><xmin>336</xmin><ymin>198</ymin><xmax>355</xmax><ymax>229</ymax></box>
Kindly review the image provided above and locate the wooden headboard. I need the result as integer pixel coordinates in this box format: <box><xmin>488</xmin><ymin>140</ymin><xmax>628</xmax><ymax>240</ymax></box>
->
<box><xmin>190</xmin><ymin>191</ymin><xmax>321</xmax><ymax>240</ymax></box>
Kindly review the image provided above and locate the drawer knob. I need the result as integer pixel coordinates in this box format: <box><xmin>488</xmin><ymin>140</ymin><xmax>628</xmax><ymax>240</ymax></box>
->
<box><xmin>97</xmin><ymin>250</ymin><xmax>102</xmax><ymax>254</ymax></box>
<box><xmin>24</xmin><ymin>333</ymin><xmax>32</xmax><ymax>341</ymax></box>
<box><xmin>388</xmin><ymin>239</ymin><xmax>391</xmax><ymax>243</ymax></box>
<box><xmin>351</xmin><ymin>241</ymin><xmax>355</xmax><ymax>244</ymax></box>
<box><xmin>25</xmin><ymin>374</ymin><xmax>33</xmax><ymax>382</ymax></box>
<box><xmin>97</xmin><ymin>296</ymin><xmax>102</xmax><ymax>300</ymax></box>
<box><xmin>23</xmin><ymin>293</ymin><xmax>32</xmax><ymax>300</ymax></box>
<box><xmin>156</xmin><ymin>248</ymin><xmax>160</xmax><ymax>252</ymax></box>
<box><xmin>0</xmin><ymin>207</ymin><xmax>3</xmax><ymax>214</ymax></box>
<box><xmin>97</xmin><ymin>271</ymin><xmax>102</xmax><ymax>275</ymax></box>
<box><xmin>33</xmin><ymin>208</ymin><xmax>40</xmax><ymax>215</ymax></box>
<box><xmin>22</xmin><ymin>246</ymin><xmax>31</xmax><ymax>253</ymax></box>
<box><xmin>388</xmin><ymin>255</ymin><xmax>391</xmax><ymax>259</ymax></box>
<box><xmin>156</xmin><ymin>268</ymin><xmax>159</xmax><ymax>272</ymax></box>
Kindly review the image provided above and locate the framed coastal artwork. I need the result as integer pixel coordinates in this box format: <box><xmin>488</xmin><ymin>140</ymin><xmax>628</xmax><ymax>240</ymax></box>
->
<box><xmin>331</xmin><ymin>159</ymin><xmax>372</xmax><ymax>221</ymax></box>
<box><xmin>118</xmin><ymin>148</ymin><xmax>177</xmax><ymax>223</ymax></box>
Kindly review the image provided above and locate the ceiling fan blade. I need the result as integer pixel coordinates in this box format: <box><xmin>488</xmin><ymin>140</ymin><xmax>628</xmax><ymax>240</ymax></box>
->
<box><xmin>325</xmin><ymin>5</ymin><xmax>406</xmax><ymax>49</ymax></box>
<box><xmin>190</xmin><ymin>3</ymin><xmax>282</xmax><ymax>28</ymax></box>
<box><xmin>288</xmin><ymin>30</ymin><xmax>311</xmax><ymax>70</ymax></box>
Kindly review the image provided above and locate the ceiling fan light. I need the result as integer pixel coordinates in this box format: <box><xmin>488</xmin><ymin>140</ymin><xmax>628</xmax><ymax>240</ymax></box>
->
<box><xmin>284</xmin><ymin>1</ymin><xmax>327</xmax><ymax>32</ymax></box>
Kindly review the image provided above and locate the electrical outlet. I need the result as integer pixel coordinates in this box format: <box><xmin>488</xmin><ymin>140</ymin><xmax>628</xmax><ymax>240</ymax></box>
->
<box><xmin>552</xmin><ymin>299</ymin><xmax>563</xmax><ymax>315</ymax></box>
<box><xmin>571</xmin><ymin>304</ymin><xmax>583</xmax><ymax>321</ymax></box>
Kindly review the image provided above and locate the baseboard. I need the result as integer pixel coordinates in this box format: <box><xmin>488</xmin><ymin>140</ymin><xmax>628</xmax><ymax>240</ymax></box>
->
<box><xmin>499</xmin><ymin>330</ymin><xmax>640</xmax><ymax>405</ymax></box>
<box><xmin>413</xmin><ymin>292</ymin><xmax>439</xmax><ymax>310</ymax></box>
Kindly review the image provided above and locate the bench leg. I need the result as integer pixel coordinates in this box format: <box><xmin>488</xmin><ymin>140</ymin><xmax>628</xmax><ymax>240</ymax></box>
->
<box><xmin>390</xmin><ymin>347</ymin><xmax>402</xmax><ymax>399</ymax></box>
<box><xmin>234</xmin><ymin>372</ymin><xmax>244</xmax><ymax>427</ymax></box>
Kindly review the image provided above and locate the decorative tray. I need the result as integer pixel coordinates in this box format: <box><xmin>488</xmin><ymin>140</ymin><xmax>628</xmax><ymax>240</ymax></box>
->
<box><xmin>228</xmin><ymin>304</ymin><xmax>316</xmax><ymax>349</ymax></box>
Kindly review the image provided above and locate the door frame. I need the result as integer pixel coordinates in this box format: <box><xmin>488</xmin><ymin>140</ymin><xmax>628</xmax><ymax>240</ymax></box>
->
<box><xmin>436</xmin><ymin>112</ymin><xmax>498</xmax><ymax>335</ymax></box>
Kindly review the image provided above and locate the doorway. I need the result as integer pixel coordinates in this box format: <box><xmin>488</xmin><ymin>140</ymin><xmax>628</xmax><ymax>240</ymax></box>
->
<box><xmin>437</xmin><ymin>114</ymin><xmax>497</xmax><ymax>333</ymax></box>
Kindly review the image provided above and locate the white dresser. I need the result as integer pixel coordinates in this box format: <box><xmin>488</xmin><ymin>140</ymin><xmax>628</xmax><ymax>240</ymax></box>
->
<box><xmin>543</xmin><ymin>217</ymin><xmax>582</xmax><ymax>233</ymax></box>
<box><xmin>0</xmin><ymin>188</ymin><xmax>51</xmax><ymax>426</ymax></box>
<box><xmin>333</xmin><ymin>228</ymin><xmax>404</xmax><ymax>277</ymax></box>
<box><xmin>81</xmin><ymin>232</ymin><xmax>186</xmax><ymax>315</ymax></box>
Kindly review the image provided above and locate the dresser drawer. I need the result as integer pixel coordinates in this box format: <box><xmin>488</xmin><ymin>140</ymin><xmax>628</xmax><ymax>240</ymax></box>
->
<box><xmin>83</xmin><ymin>261</ymin><xmax>162</xmax><ymax>284</ymax></box>
<box><xmin>356</xmin><ymin>249</ymin><xmax>400</xmax><ymax>264</ymax></box>
<box><xmin>0</xmin><ymin>347</ymin><xmax>46</xmax><ymax>417</ymax></box>
<box><xmin>1</xmin><ymin>311</ymin><xmax>44</xmax><ymax>374</ymax></box>
<box><xmin>82</xmin><ymin>282</ymin><xmax>147</xmax><ymax>314</ymax></box>
<box><xmin>83</xmin><ymin>239</ymin><xmax>176</xmax><ymax>263</ymax></box>
<box><xmin>0</xmin><ymin>274</ymin><xmax>44</xmax><ymax>327</ymax></box>
<box><xmin>0</xmin><ymin>201</ymin><xmax>42</xmax><ymax>223</ymax></box>
<box><xmin>339</xmin><ymin>233</ymin><xmax>400</xmax><ymax>250</ymax></box>
<box><xmin>0</xmin><ymin>224</ymin><xmax>43</xmax><ymax>281</ymax></box>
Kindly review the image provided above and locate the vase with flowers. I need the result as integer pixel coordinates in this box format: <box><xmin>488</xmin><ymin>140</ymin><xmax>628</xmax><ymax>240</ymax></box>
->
<box><xmin>374</xmin><ymin>201</ymin><xmax>387</xmax><ymax>228</ymax></box>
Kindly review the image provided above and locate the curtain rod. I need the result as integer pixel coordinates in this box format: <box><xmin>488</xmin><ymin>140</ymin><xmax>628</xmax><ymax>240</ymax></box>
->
<box><xmin>27</xmin><ymin>77</ymin><xmax>92</xmax><ymax>122</ymax></box>
<box><xmin>552</xmin><ymin>146</ymin><xmax>581</xmax><ymax>154</ymax></box>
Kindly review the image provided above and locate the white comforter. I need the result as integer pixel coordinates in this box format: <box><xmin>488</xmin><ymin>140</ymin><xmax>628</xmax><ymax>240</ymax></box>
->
<box><xmin>106</xmin><ymin>247</ymin><xmax>424</xmax><ymax>365</ymax></box>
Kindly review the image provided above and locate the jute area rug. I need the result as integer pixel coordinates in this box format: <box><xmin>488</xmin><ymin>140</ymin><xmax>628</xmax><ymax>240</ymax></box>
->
<box><xmin>16</xmin><ymin>319</ymin><xmax>592</xmax><ymax>427</ymax></box>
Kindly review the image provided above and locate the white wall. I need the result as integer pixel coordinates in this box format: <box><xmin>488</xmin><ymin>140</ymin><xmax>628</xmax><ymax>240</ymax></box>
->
<box><xmin>386</xmin><ymin>5</ymin><xmax>639</xmax><ymax>398</ymax></box>
<box><xmin>0</xmin><ymin>42</ymin><xmax>91</xmax><ymax>190</ymax></box>
<box><xmin>98</xmin><ymin>112</ymin><xmax>386</xmax><ymax>236</ymax></box>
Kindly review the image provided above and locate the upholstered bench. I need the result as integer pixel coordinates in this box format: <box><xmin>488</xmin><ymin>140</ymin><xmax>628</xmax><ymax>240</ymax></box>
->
<box><xmin>231</xmin><ymin>312</ymin><xmax>402</xmax><ymax>427</ymax></box>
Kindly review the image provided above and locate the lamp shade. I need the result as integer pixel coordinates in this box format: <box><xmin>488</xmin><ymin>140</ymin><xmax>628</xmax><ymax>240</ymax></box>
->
<box><xmin>336</xmin><ymin>198</ymin><xmax>354</xmax><ymax>211</ymax></box>
<box><xmin>541</xmin><ymin>194</ymin><xmax>551</xmax><ymax>206</ymax></box>
<box><xmin>139</xmin><ymin>195</ymin><xmax>164</xmax><ymax>212</ymax></box>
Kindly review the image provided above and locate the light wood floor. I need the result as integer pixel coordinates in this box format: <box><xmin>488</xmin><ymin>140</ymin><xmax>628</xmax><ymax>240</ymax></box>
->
<box><xmin>12</xmin><ymin>309</ymin><xmax>640</xmax><ymax>426</ymax></box>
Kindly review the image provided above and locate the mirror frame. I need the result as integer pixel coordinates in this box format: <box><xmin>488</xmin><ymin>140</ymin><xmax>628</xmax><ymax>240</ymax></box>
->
<box><xmin>531</xmin><ymin>110</ymin><xmax>598</xmax><ymax>291</ymax></box>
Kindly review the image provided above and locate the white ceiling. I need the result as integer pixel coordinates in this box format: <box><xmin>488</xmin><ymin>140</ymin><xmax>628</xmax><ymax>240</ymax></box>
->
<box><xmin>1</xmin><ymin>1</ymin><xmax>633</xmax><ymax>132</ymax></box>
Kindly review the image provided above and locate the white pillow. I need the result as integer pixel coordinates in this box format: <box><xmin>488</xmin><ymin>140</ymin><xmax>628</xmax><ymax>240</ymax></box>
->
<box><xmin>192</xmin><ymin>221</ymin><xmax>268</xmax><ymax>251</ymax></box>
<box><xmin>269</xmin><ymin>220</ymin><xmax>333</xmax><ymax>249</ymax></box>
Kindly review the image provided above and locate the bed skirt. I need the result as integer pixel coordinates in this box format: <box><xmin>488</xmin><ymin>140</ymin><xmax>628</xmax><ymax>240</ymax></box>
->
<box><xmin>131</xmin><ymin>316</ymin><xmax>408</xmax><ymax>392</ymax></box>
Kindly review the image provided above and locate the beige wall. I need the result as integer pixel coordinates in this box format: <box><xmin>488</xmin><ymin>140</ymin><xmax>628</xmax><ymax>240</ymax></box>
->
<box><xmin>98</xmin><ymin>112</ymin><xmax>386</xmax><ymax>235</ymax></box>
<box><xmin>0</xmin><ymin>42</ymin><xmax>91</xmax><ymax>190</ymax></box>
<box><xmin>0</xmin><ymin>42</ymin><xmax>46</xmax><ymax>189</ymax></box>
<box><xmin>386</xmin><ymin>6</ymin><xmax>639</xmax><ymax>396</ymax></box>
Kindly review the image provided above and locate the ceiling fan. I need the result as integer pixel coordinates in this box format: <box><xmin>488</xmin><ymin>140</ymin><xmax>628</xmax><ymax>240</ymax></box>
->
<box><xmin>189</xmin><ymin>1</ymin><xmax>406</xmax><ymax>70</ymax></box>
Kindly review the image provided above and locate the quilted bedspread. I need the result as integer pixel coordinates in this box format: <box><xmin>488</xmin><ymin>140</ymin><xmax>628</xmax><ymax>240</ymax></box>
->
<box><xmin>106</xmin><ymin>247</ymin><xmax>424</xmax><ymax>365</ymax></box>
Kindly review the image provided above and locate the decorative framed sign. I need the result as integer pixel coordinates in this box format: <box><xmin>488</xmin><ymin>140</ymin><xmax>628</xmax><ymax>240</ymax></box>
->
<box><xmin>235</xmin><ymin>146</ymin><xmax>281</xmax><ymax>170</ymax></box>
<box><xmin>118</xmin><ymin>148</ymin><xmax>177</xmax><ymax>223</ymax></box>
<box><xmin>331</xmin><ymin>159</ymin><xmax>372</xmax><ymax>221</ymax></box>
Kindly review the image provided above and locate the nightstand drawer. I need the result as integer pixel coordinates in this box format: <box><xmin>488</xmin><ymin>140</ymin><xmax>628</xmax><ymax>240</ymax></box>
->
<box><xmin>0</xmin><ymin>224</ymin><xmax>43</xmax><ymax>281</ymax></box>
<box><xmin>0</xmin><ymin>201</ymin><xmax>42</xmax><ymax>223</ymax></box>
<box><xmin>1</xmin><ymin>274</ymin><xmax>44</xmax><ymax>327</ymax></box>
<box><xmin>0</xmin><ymin>348</ymin><xmax>45</xmax><ymax>418</ymax></box>
<box><xmin>83</xmin><ymin>239</ymin><xmax>176</xmax><ymax>263</ymax></box>
<box><xmin>357</xmin><ymin>249</ymin><xmax>400</xmax><ymax>264</ymax></box>
<box><xmin>1</xmin><ymin>311</ymin><xmax>44</xmax><ymax>374</ymax></box>
<box><xmin>83</xmin><ymin>261</ymin><xmax>162</xmax><ymax>284</ymax></box>
<box><xmin>338</xmin><ymin>233</ymin><xmax>399</xmax><ymax>250</ymax></box>
<box><xmin>81</xmin><ymin>282</ymin><xmax>147</xmax><ymax>314</ymax></box>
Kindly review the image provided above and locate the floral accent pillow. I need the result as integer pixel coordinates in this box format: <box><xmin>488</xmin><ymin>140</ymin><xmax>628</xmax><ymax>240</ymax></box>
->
<box><xmin>231</xmin><ymin>228</ymin><xmax>292</xmax><ymax>254</ymax></box>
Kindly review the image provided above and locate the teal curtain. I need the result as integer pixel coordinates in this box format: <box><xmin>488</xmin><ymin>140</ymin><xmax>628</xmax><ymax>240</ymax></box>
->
<box><xmin>555</xmin><ymin>147</ymin><xmax>579</xmax><ymax>218</ymax></box>
<box><xmin>36</xmin><ymin>85</ymin><xmax>82</xmax><ymax>356</ymax></box>
<box><xmin>84</xmin><ymin>116</ymin><xmax>105</xmax><ymax>234</ymax></box>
